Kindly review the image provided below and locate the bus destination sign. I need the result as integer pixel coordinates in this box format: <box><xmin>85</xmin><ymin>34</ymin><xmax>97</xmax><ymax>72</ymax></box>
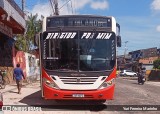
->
<box><xmin>47</xmin><ymin>17</ymin><xmax>112</xmax><ymax>28</ymax></box>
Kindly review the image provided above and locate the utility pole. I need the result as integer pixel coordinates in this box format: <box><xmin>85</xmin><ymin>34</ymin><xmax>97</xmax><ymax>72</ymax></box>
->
<box><xmin>50</xmin><ymin>0</ymin><xmax>59</xmax><ymax>15</ymax></box>
<box><xmin>54</xmin><ymin>0</ymin><xmax>59</xmax><ymax>15</ymax></box>
<box><xmin>22</xmin><ymin>0</ymin><xmax>25</xmax><ymax>12</ymax></box>
<box><xmin>124</xmin><ymin>41</ymin><xmax>128</xmax><ymax>58</ymax></box>
<box><xmin>123</xmin><ymin>41</ymin><xmax>128</xmax><ymax>64</ymax></box>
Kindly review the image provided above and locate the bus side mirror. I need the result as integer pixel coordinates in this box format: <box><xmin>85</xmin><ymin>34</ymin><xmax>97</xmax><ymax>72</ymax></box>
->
<box><xmin>117</xmin><ymin>36</ymin><xmax>121</xmax><ymax>47</ymax></box>
<box><xmin>34</xmin><ymin>33</ymin><xmax>40</xmax><ymax>46</ymax></box>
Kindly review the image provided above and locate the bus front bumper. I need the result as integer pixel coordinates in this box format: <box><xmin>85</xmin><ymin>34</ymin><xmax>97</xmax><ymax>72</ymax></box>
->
<box><xmin>43</xmin><ymin>84</ymin><xmax>115</xmax><ymax>100</ymax></box>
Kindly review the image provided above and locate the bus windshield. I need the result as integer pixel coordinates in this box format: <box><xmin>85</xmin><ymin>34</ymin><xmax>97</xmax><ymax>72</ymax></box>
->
<box><xmin>42</xmin><ymin>31</ymin><xmax>116</xmax><ymax>71</ymax></box>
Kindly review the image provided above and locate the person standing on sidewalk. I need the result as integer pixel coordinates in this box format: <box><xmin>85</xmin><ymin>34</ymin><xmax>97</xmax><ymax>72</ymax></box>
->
<box><xmin>13</xmin><ymin>63</ymin><xmax>25</xmax><ymax>94</ymax></box>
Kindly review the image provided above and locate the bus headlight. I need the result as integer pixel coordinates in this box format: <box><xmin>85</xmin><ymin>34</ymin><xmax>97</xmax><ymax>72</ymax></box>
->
<box><xmin>98</xmin><ymin>78</ymin><xmax>115</xmax><ymax>90</ymax></box>
<box><xmin>43</xmin><ymin>78</ymin><xmax>59</xmax><ymax>89</ymax></box>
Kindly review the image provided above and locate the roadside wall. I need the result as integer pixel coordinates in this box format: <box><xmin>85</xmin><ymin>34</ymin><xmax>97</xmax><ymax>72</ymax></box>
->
<box><xmin>147</xmin><ymin>70</ymin><xmax>160</xmax><ymax>81</ymax></box>
<box><xmin>13</xmin><ymin>51</ymin><xmax>40</xmax><ymax>82</ymax></box>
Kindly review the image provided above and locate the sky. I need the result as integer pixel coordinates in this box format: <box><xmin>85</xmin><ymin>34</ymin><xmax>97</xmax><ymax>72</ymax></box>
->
<box><xmin>14</xmin><ymin>0</ymin><xmax>160</xmax><ymax>55</ymax></box>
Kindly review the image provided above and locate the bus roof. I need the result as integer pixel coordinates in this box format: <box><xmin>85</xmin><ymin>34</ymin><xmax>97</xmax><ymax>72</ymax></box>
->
<box><xmin>46</xmin><ymin>15</ymin><xmax>115</xmax><ymax>19</ymax></box>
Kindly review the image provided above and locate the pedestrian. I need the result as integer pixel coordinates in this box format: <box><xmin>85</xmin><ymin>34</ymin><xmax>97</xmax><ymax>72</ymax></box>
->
<box><xmin>13</xmin><ymin>63</ymin><xmax>25</xmax><ymax>94</ymax></box>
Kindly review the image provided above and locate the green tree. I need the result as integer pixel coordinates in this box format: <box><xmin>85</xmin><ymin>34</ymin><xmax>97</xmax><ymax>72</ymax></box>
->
<box><xmin>153</xmin><ymin>59</ymin><xmax>160</xmax><ymax>69</ymax></box>
<box><xmin>14</xmin><ymin>34</ymin><xmax>27</xmax><ymax>51</ymax></box>
<box><xmin>25</xmin><ymin>13</ymin><xmax>42</xmax><ymax>51</ymax></box>
<box><xmin>15</xmin><ymin>13</ymin><xmax>42</xmax><ymax>52</ymax></box>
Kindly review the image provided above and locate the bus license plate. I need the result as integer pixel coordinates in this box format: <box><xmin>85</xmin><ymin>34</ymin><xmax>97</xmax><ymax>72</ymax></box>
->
<box><xmin>72</xmin><ymin>94</ymin><xmax>84</xmax><ymax>98</ymax></box>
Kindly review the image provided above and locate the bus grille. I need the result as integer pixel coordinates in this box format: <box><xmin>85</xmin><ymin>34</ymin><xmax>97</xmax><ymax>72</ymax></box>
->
<box><xmin>59</xmin><ymin>76</ymin><xmax>99</xmax><ymax>84</ymax></box>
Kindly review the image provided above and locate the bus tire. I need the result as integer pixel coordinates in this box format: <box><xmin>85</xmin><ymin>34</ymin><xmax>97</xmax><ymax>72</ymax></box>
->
<box><xmin>93</xmin><ymin>100</ymin><xmax>106</xmax><ymax>104</ymax></box>
<box><xmin>99</xmin><ymin>100</ymin><xmax>106</xmax><ymax>103</ymax></box>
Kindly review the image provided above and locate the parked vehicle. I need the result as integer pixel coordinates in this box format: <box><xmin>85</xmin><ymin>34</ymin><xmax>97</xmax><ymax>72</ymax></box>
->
<box><xmin>0</xmin><ymin>92</ymin><xmax>3</xmax><ymax>108</ymax></box>
<box><xmin>120</xmin><ymin>70</ymin><xmax>137</xmax><ymax>77</ymax></box>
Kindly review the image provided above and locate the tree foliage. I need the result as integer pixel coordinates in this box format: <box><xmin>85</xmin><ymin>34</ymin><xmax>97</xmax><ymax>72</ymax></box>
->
<box><xmin>14</xmin><ymin>34</ymin><xmax>26</xmax><ymax>51</ymax></box>
<box><xmin>153</xmin><ymin>59</ymin><xmax>160</xmax><ymax>69</ymax></box>
<box><xmin>14</xmin><ymin>13</ymin><xmax>42</xmax><ymax>52</ymax></box>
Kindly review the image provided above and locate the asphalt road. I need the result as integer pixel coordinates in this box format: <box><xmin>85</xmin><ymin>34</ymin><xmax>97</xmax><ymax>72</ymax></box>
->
<box><xmin>1</xmin><ymin>77</ymin><xmax>160</xmax><ymax>114</ymax></box>
<box><xmin>108</xmin><ymin>77</ymin><xmax>160</xmax><ymax>105</ymax></box>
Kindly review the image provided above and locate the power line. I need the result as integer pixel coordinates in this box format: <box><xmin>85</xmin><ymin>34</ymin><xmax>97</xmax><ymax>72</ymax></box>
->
<box><xmin>59</xmin><ymin>0</ymin><xmax>71</xmax><ymax>10</ymax></box>
<box><xmin>49</xmin><ymin>0</ymin><xmax>55</xmax><ymax>15</ymax></box>
<box><xmin>49</xmin><ymin>0</ymin><xmax>59</xmax><ymax>15</ymax></box>
<box><xmin>72</xmin><ymin>0</ymin><xmax>76</xmax><ymax>14</ymax></box>
<box><xmin>66</xmin><ymin>0</ymin><xmax>70</xmax><ymax>14</ymax></box>
<box><xmin>70</xmin><ymin>0</ymin><xmax>74</xmax><ymax>14</ymax></box>
<box><xmin>58</xmin><ymin>0</ymin><xmax>75</xmax><ymax>15</ymax></box>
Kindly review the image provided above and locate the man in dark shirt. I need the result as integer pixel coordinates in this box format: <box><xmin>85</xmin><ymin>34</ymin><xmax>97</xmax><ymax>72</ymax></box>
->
<box><xmin>13</xmin><ymin>63</ymin><xmax>25</xmax><ymax>94</ymax></box>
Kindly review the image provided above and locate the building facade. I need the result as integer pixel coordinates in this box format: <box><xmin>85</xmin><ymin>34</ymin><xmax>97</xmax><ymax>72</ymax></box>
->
<box><xmin>118</xmin><ymin>47</ymin><xmax>159</xmax><ymax>71</ymax></box>
<box><xmin>0</xmin><ymin>0</ymin><xmax>25</xmax><ymax>82</ymax></box>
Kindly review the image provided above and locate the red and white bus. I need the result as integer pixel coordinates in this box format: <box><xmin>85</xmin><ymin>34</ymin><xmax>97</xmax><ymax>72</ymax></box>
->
<box><xmin>37</xmin><ymin>15</ymin><xmax>121</xmax><ymax>102</ymax></box>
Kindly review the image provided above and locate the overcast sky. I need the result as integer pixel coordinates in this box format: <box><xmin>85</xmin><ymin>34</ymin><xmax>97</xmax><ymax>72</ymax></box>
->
<box><xmin>15</xmin><ymin>0</ymin><xmax>160</xmax><ymax>55</ymax></box>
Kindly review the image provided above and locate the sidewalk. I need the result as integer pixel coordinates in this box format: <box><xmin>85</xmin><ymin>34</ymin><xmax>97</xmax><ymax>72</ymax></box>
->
<box><xmin>1</xmin><ymin>83</ymin><xmax>17</xmax><ymax>94</ymax></box>
<box><xmin>1</xmin><ymin>74</ymin><xmax>40</xmax><ymax>94</ymax></box>
<box><xmin>1</xmin><ymin>80</ymin><xmax>39</xmax><ymax>94</ymax></box>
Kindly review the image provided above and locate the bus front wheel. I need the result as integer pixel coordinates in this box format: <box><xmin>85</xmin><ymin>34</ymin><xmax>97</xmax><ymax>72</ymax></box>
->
<box><xmin>92</xmin><ymin>100</ymin><xmax>106</xmax><ymax>104</ymax></box>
